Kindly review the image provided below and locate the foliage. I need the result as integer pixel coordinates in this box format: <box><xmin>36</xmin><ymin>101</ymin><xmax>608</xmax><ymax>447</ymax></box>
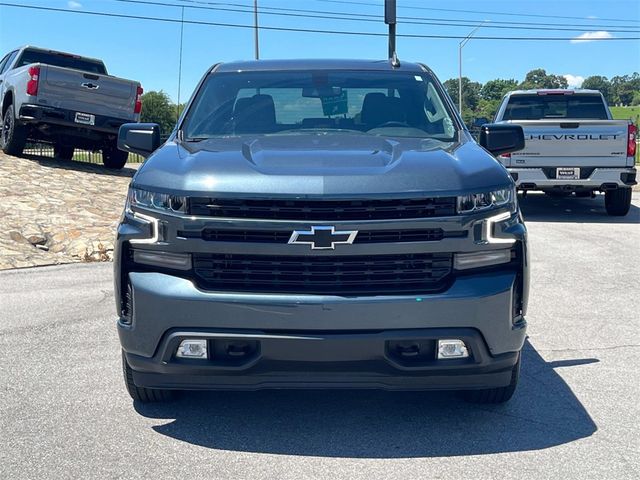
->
<box><xmin>140</xmin><ymin>90</ymin><xmax>179</xmax><ymax>135</ymax></box>
<box><xmin>518</xmin><ymin>68</ymin><xmax>568</xmax><ymax>90</ymax></box>
<box><xmin>444</xmin><ymin>69</ymin><xmax>640</xmax><ymax>128</ymax></box>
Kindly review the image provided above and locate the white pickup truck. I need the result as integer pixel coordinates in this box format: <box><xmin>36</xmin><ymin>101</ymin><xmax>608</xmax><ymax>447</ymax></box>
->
<box><xmin>493</xmin><ymin>89</ymin><xmax>636</xmax><ymax>216</ymax></box>
<box><xmin>0</xmin><ymin>46</ymin><xmax>142</xmax><ymax>169</ymax></box>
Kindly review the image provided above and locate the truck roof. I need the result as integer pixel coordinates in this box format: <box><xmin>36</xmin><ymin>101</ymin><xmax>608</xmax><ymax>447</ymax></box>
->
<box><xmin>15</xmin><ymin>45</ymin><xmax>105</xmax><ymax>65</ymax></box>
<box><xmin>507</xmin><ymin>88</ymin><xmax>602</xmax><ymax>95</ymax></box>
<box><xmin>215</xmin><ymin>58</ymin><xmax>427</xmax><ymax>73</ymax></box>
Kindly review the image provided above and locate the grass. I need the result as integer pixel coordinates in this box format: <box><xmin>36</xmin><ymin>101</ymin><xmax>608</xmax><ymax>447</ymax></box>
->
<box><xmin>610</xmin><ymin>106</ymin><xmax>640</xmax><ymax>123</ymax></box>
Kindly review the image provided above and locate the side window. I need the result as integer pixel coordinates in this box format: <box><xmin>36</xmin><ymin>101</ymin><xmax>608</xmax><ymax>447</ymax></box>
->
<box><xmin>0</xmin><ymin>50</ymin><xmax>19</xmax><ymax>74</ymax></box>
<box><xmin>0</xmin><ymin>54</ymin><xmax>10</xmax><ymax>75</ymax></box>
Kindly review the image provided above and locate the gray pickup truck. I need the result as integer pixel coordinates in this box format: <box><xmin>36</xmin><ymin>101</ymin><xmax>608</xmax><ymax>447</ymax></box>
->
<box><xmin>0</xmin><ymin>46</ymin><xmax>142</xmax><ymax>169</ymax></box>
<box><xmin>493</xmin><ymin>89</ymin><xmax>637</xmax><ymax>216</ymax></box>
<box><xmin>114</xmin><ymin>59</ymin><xmax>528</xmax><ymax>404</ymax></box>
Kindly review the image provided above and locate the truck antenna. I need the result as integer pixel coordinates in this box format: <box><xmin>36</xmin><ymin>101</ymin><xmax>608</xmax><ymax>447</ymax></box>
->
<box><xmin>385</xmin><ymin>0</ymin><xmax>400</xmax><ymax>68</ymax></box>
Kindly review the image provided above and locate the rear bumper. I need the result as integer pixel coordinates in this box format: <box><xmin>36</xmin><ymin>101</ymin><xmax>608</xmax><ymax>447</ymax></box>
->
<box><xmin>18</xmin><ymin>103</ymin><xmax>133</xmax><ymax>135</ymax></box>
<box><xmin>509</xmin><ymin>167</ymin><xmax>637</xmax><ymax>190</ymax></box>
<box><xmin>118</xmin><ymin>269</ymin><xmax>526</xmax><ymax>391</ymax></box>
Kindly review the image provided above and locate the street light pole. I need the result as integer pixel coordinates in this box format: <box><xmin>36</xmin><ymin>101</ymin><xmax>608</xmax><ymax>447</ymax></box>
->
<box><xmin>458</xmin><ymin>21</ymin><xmax>488</xmax><ymax>117</ymax></box>
<box><xmin>254</xmin><ymin>0</ymin><xmax>259</xmax><ymax>60</ymax></box>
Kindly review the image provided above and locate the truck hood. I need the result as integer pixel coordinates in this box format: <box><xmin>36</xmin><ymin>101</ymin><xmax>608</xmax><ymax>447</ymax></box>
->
<box><xmin>133</xmin><ymin>133</ymin><xmax>512</xmax><ymax>197</ymax></box>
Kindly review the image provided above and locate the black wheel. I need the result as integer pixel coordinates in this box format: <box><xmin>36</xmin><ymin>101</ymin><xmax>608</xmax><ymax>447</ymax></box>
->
<box><xmin>122</xmin><ymin>351</ymin><xmax>175</xmax><ymax>403</ymax></box>
<box><xmin>1</xmin><ymin>103</ymin><xmax>27</xmax><ymax>156</ymax></box>
<box><xmin>605</xmin><ymin>187</ymin><xmax>632</xmax><ymax>216</ymax></box>
<box><xmin>102</xmin><ymin>146</ymin><xmax>128</xmax><ymax>169</ymax></box>
<box><xmin>53</xmin><ymin>144</ymin><xmax>74</xmax><ymax>161</ymax></box>
<box><xmin>463</xmin><ymin>354</ymin><xmax>520</xmax><ymax>404</ymax></box>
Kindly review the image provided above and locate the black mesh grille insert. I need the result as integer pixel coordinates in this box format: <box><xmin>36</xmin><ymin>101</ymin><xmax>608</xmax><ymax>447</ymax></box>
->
<box><xmin>189</xmin><ymin>197</ymin><xmax>457</xmax><ymax>220</ymax></box>
<box><xmin>192</xmin><ymin>253</ymin><xmax>453</xmax><ymax>295</ymax></box>
<box><xmin>179</xmin><ymin>228</ymin><xmax>463</xmax><ymax>244</ymax></box>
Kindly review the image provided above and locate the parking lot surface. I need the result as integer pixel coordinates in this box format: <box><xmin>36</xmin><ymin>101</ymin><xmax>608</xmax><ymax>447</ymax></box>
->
<box><xmin>0</xmin><ymin>193</ymin><xmax>638</xmax><ymax>479</ymax></box>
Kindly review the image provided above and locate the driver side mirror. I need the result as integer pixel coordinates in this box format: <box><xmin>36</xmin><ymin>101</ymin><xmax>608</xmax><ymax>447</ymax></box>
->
<box><xmin>118</xmin><ymin>123</ymin><xmax>161</xmax><ymax>157</ymax></box>
<box><xmin>473</xmin><ymin>117</ymin><xmax>489</xmax><ymax>128</ymax></box>
<box><xmin>479</xmin><ymin>124</ymin><xmax>525</xmax><ymax>156</ymax></box>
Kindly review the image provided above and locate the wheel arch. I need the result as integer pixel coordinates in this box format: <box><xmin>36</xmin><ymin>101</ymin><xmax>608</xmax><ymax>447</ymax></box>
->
<box><xmin>1</xmin><ymin>89</ymin><xmax>14</xmax><ymax>117</ymax></box>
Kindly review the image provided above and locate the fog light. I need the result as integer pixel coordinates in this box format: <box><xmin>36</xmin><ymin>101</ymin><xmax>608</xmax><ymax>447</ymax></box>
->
<box><xmin>437</xmin><ymin>339</ymin><xmax>469</xmax><ymax>359</ymax></box>
<box><xmin>176</xmin><ymin>339</ymin><xmax>208</xmax><ymax>359</ymax></box>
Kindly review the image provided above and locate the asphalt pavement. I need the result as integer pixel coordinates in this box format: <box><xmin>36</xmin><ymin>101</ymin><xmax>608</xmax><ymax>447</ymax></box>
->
<box><xmin>1</xmin><ymin>192</ymin><xmax>638</xmax><ymax>479</ymax></box>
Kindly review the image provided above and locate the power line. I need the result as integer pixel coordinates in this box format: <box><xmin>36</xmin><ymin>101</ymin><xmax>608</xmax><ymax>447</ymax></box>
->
<box><xmin>1</xmin><ymin>3</ymin><xmax>639</xmax><ymax>41</ymax></box>
<box><xmin>161</xmin><ymin>0</ymin><xmax>640</xmax><ymax>30</ymax></box>
<box><xmin>313</xmin><ymin>0</ymin><xmax>640</xmax><ymax>24</ymax></box>
<box><xmin>113</xmin><ymin>0</ymin><xmax>640</xmax><ymax>33</ymax></box>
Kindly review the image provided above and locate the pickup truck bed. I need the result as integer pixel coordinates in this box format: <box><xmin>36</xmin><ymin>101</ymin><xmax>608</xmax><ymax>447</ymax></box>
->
<box><xmin>494</xmin><ymin>89</ymin><xmax>636</xmax><ymax>216</ymax></box>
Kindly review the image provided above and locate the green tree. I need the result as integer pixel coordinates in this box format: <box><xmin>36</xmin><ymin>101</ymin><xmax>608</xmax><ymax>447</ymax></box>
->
<box><xmin>582</xmin><ymin>75</ymin><xmax>611</xmax><ymax>103</ymax></box>
<box><xmin>140</xmin><ymin>90</ymin><xmax>177</xmax><ymax>135</ymax></box>
<box><xmin>480</xmin><ymin>79</ymin><xmax>518</xmax><ymax>102</ymax></box>
<box><xmin>519</xmin><ymin>69</ymin><xmax>568</xmax><ymax>89</ymax></box>
<box><xmin>443</xmin><ymin>77</ymin><xmax>482</xmax><ymax>124</ymax></box>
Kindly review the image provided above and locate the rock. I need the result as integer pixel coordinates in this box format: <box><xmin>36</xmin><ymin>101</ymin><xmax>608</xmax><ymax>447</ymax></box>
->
<box><xmin>27</xmin><ymin>234</ymin><xmax>47</xmax><ymax>246</ymax></box>
<box><xmin>9</xmin><ymin>231</ymin><xmax>27</xmax><ymax>243</ymax></box>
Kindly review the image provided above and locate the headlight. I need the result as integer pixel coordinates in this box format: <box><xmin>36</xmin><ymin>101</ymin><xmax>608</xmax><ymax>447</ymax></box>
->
<box><xmin>457</xmin><ymin>187</ymin><xmax>515</xmax><ymax>214</ymax></box>
<box><xmin>126</xmin><ymin>187</ymin><xmax>187</xmax><ymax>214</ymax></box>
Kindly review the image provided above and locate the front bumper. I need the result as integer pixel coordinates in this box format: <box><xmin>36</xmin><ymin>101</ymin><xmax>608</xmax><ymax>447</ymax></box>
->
<box><xmin>125</xmin><ymin>328</ymin><xmax>520</xmax><ymax>391</ymax></box>
<box><xmin>119</xmin><ymin>269</ymin><xmax>525</xmax><ymax>391</ymax></box>
<box><xmin>509</xmin><ymin>167</ymin><xmax>637</xmax><ymax>190</ymax></box>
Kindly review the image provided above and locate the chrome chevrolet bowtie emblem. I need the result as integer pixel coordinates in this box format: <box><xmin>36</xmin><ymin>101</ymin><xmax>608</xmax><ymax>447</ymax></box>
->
<box><xmin>288</xmin><ymin>226</ymin><xmax>358</xmax><ymax>250</ymax></box>
<box><xmin>81</xmin><ymin>82</ymin><xmax>99</xmax><ymax>90</ymax></box>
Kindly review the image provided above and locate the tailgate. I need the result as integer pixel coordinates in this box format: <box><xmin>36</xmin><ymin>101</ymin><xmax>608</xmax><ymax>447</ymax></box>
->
<box><xmin>38</xmin><ymin>64</ymin><xmax>137</xmax><ymax>120</ymax></box>
<box><xmin>510</xmin><ymin>120</ymin><xmax>628</xmax><ymax>167</ymax></box>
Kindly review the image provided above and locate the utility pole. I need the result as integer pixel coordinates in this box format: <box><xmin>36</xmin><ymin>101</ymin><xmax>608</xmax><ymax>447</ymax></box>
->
<box><xmin>254</xmin><ymin>0</ymin><xmax>259</xmax><ymax>60</ymax></box>
<box><xmin>177</xmin><ymin>6</ymin><xmax>185</xmax><ymax>122</ymax></box>
<box><xmin>458</xmin><ymin>21</ymin><xmax>488</xmax><ymax>117</ymax></box>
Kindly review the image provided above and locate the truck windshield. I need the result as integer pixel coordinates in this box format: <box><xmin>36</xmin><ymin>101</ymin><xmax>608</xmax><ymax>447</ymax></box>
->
<box><xmin>183</xmin><ymin>70</ymin><xmax>457</xmax><ymax>140</ymax></box>
<box><xmin>17</xmin><ymin>50</ymin><xmax>107</xmax><ymax>75</ymax></box>
<box><xmin>502</xmin><ymin>94</ymin><xmax>608</xmax><ymax>120</ymax></box>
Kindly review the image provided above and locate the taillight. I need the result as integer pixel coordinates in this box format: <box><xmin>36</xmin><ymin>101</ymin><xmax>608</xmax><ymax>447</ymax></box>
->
<box><xmin>26</xmin><ymin>66</ymin><xmax>40</xmax><ymax>96</ymax></box>
<box><xmin>628</xmin><ymin>124</ymin><xmax>637</xmax><ymax>157</ymax></box>
<box><xmin>134</xmin><ymin>85</ymin><xmax>143</xmax><ymax>114</ymax></box>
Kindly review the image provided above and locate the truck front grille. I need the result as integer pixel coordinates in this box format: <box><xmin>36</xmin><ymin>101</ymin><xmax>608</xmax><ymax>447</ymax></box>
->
<box><xmin>192</xmin><ymin>253</ymin><xmax>453</xmax><ymax>295</ymax></box>
<box><xmin>179</xmin><ymin>228</ymin><xmax>467</xmax><ymax>244</ymax></box>
<box><xmin>188</xmin><ymin>197</ymin><xmax>457</xmax><ymax>220</ymax></box>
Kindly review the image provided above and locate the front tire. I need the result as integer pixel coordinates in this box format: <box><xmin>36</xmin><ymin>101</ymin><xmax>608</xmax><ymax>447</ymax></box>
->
<box><xmin>54</xmin><ymin>144</ymin><xmax>74</xmax><ymax>161</ymax></box>
<box><xmin>122</xmin><ymin>351</ymin><xmax>175</xmax><ymax>403</ymax></box>
<box><xmin>102</xmin><ymin>146</ymin><xmax>128</xmax><ymax>169</ymax></box>
<box><xmin>605</xmin><ymin>187</ymin><xmax>632</xmax><ymax>216</ymax></box>
<box><xmin>1</xmin><ymin>104</ymin><xmax>27</xmax><ymax>156</ymax></box>
<box><xmin>463</xmin><ymin>354</ymin><xmax>520</xmax><ymax>404</ymax></box>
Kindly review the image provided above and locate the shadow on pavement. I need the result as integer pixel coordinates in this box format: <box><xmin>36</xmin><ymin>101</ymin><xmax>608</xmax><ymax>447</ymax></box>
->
<box><xmin>519</xmin><ymin>192</ymin><xmax>639</xmax><ymax>224</ymax></box>
<box><xmin>22</xmin><ymin>154</ymin><xmax>138</xmax><ymax>177</ymax></box>
<box><xmin>134</xmin><ymin>341</ymin><xmax>598</xmax><ymax>458</ymax></box>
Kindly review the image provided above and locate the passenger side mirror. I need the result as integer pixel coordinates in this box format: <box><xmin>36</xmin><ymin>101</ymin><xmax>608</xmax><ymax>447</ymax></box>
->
<box><xmin>479</xmin><ymin>124</ymin><xmax>525</xmax><ymax>156</ymax></box>
<box><xmin>118</xmin><ymin>123</ymin><xmax>161</xmax><ymax>157</ymax></box>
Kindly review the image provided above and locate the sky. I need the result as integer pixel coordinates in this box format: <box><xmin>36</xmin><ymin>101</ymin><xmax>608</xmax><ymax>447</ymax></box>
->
<box><xmin>1</xmin><ymin>0</ymin><xmax>639</xmax><ymax>103</ymax></box>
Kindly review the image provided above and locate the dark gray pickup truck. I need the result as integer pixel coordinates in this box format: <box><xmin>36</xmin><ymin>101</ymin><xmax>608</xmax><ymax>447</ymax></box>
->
<box><xmin>114</xmin><ymin>59</ymin><xmax>529</xmax><ymax>404</ymax></box>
